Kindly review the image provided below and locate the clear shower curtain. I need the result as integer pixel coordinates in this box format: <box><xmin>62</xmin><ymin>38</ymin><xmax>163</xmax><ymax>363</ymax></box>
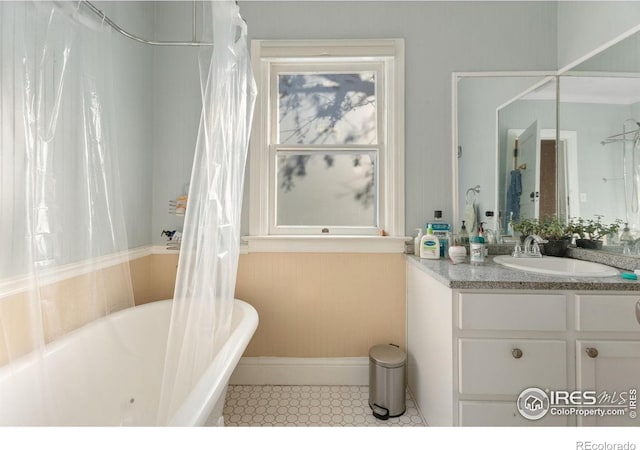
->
<box><xmin>157</xmin><ymin>0</ymin><xmax>256</xmax><ymax>425</ymax></box>
<box><xmin>1</xmin><ymin>2</ymin><xmax>134</xmax><ymax>424</ymax></box>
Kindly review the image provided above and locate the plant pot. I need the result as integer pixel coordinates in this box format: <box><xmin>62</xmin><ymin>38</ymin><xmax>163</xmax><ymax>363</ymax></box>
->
<box><xmin>542</xmin><ymin>239</ymin><xmax>570</xmax><ymax>257</ymax></box>
<box><xmin>575</xmin><ymin>239</ymin><xmax>603</xmax><ymax>250</ymax></box>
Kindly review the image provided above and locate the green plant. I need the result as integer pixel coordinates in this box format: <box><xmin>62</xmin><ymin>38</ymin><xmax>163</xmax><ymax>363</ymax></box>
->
<box><xmin>512</xmin><ymin>217</ymin><xmax>539</xmax><ymax>237</ymax></box>
<box><xmin>513</xmin><ymin>216</ymin><xmax>570</xmax><ymax>240</ymax></box>
<box><xmin>567</xmin><ymin>216</ymin><xmax>622</xmax><ymax>241</ymax></box>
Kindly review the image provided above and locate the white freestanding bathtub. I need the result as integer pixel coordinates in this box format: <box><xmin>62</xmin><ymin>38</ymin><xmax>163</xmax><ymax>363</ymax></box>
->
<box><xmin>0</xmin><ymin>299</ymin><xmax>258</xmax><ymax>426</ymax></box>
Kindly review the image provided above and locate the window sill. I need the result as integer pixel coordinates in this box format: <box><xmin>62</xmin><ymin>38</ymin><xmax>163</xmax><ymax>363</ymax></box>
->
<box><xmin>242</xmin><ymin>235</ymin><xmax>410</xmax><ymax>253</ymax></box>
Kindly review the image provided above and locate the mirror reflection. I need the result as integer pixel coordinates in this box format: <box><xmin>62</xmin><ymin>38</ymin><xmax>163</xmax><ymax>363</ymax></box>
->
<box><xmin>455</xmin><ymin>74</ymin><xmax>555</xmax><ymax>241</ymax></box>
<box><xmin>562</xmin><ymin>28</ymin><xmax>640</xmax><ymax>256</ymax></box>
<box><xmin>455</xmin><ymin>26</ymin><xmax>640</xmax><ymax>257</ymax></box>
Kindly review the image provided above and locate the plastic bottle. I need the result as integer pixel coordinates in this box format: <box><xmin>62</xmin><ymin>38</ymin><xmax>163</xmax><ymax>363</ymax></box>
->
<box><xmin>485</xmin><ymin>211</ymin><xmax>501</xmax><ymax>244</ymax></box>
<box><xmin>470</xmin><ymin>235</ymin><xmax>486</xmax><ymax>265</ymax></box>
<box><xmin>414</xmin><ymin>228</ymin><xmax>423</xmax><ymax>256</ymax></box>
<box><xmin>420</xmin><ymin>224</ymin><xmax>440</xmax><ymax>259</ymax></box>
<box><xmin>620</xmin><ymin>222</ymin><xmax>633</xmax><ymax>255</ymax></box>
<box><xmin>431</xmin><ymin>210</ymin><xmax>451</xmax><ymax>258</ymax></box>
<box><xmin>459</xmin><ymin>220</ymin><xmax>469</xmax><ymax>245</ymax></box>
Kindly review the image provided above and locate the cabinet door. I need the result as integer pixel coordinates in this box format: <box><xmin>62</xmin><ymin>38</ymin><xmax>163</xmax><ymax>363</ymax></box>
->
<box><xmin>459</xmin><ymin>401</ymin><xmax>569</xmax><ymax>426</ymax></box>
<box><xmin>576</xmin><ymin>340</ymin><xmax>640</xmax><ymax>426</ymax></box>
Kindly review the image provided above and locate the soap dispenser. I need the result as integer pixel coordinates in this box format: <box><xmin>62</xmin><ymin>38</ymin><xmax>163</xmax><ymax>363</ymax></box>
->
<box><xmin>620</xmin><ymin>222</ymin><xmax>633</xmax><ymax>255</ymax></box>
<box><xmin>420</xmin><ymin>224</ymin><xmax>440</xmax><ymax>259</ymax></box>
<box><xmin>459</xmin><ymin>220</ymin><xmax>469</xmax><ymax>245</ymax></box>
<box><xmin>414</xmin><ymin>228</ymin><xmax>424</xmax><ymax>256</ymax></box>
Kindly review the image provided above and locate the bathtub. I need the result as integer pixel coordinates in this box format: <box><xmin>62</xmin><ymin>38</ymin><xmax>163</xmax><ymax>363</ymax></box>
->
<box><xmin>0</xmin><ymin>298</ymin><xmax>258</xmax><ymax>426</ymax></box>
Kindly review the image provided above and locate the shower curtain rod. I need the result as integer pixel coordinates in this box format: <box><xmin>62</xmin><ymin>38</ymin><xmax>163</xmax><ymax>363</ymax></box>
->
<box><xmin>602</xmin><ymin>122</ymin><xmax>640</xmax><ymax>141</ymax></box>
<box><xmin>80</xmin><ymin>0</ymin><xmax>214</xmax><ymax>47</ymax></box>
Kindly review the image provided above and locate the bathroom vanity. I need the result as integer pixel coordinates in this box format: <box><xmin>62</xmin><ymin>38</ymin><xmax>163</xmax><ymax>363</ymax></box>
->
<box><xmin>406</xmin><ymin>255</ymin><xmax>640</xmax><ymax>426</ymax></box>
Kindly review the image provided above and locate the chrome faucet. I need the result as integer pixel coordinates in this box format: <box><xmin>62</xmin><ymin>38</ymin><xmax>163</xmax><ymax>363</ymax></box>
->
<box><xmin>513</xmin><ymin>234</ymin><xmax>548</xmax><ymax>258</ymax></box>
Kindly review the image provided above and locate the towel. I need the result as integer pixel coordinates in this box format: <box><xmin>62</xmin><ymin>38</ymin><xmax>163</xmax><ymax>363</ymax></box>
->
<box><xmin>506</xmin><ymin>169</ymin><xmax>522</xmax><ymax>223</ymax></box>
<box><xmin>464</xmin><ymin>203</ymin><xmax>477</xmax><ymax>235</ymax></box>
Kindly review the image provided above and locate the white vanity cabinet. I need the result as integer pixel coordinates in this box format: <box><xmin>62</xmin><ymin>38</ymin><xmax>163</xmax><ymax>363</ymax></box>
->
<box><xmin>406</xmin><ymin>260</ymin><xmax>640</xmax><ymax>426</ymax></box>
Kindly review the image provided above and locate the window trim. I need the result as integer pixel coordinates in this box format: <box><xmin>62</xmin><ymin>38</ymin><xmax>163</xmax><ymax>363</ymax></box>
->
<box><xmin>247</xmin><ymin>39</ymin><xmax>405</xmax><ymax>252</ymax></box>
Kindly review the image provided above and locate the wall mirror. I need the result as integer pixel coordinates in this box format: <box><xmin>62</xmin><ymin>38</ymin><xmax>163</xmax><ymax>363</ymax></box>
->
<box><xmin>559</xmin><ymin>29</ymin><xmax>640</xmax><ymax>256</ymax></box>
<box><xmin>454</xmin><ymin>26</ymin><xmax>640</xmax><ymax>257</ymax></box>
<box><xmin>454</xmin><ymin>73</ymin><xmax>557</xmax><ymax>239</ymax></box>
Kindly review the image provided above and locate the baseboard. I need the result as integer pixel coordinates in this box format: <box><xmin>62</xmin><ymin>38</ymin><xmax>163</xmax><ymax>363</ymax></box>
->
<box><xmin>229</xmin><ymin>357</ymin><xmax>369</xmax><ymax>386</ymax></box>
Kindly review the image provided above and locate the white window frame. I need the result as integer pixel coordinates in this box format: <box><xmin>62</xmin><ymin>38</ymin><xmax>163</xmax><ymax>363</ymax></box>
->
<box><xmin>246</xmin><ymin>39</ymin><xmax>405</xmax><ymax>253</ymax></box>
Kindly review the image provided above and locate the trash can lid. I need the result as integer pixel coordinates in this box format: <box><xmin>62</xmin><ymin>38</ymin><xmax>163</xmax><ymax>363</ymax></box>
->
<box><xmin>369</xmin><ymin>344</ymin><xmax>406</xmax><ymax>368</ymax></box>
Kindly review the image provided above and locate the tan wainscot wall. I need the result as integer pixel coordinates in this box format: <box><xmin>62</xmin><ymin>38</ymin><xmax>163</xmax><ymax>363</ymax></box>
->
<box><xmin>0</xmin><ymin>262</ymin><xmax>136</xmax><ymax>367</ymax></box>
<box><xmin>0</xmin><ymin>252</ymin><xmax>406</xmax><ymax>366</ymax></box>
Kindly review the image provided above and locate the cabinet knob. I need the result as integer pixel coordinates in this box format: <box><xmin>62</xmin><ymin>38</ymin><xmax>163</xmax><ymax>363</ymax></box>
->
<box><xmin>586</xmin><ymin>347</ymin><xmax>599</xmax><ymax>359</ymax></box>
<box><xmin>636</xmin><ymin>301</ymin><xmax>640</xmax><ymax>325</ymax></box>
<box><xmin>512</xmin><ymin>348</ymin><xmax>523</xmax><ymax>359</ymax></box>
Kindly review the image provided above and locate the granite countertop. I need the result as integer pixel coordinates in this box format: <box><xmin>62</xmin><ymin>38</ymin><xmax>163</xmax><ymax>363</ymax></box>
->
<box><xmin>406</xmin><ymin>254</ymin><xmax>640</xmax><ymax>291</ymax></box>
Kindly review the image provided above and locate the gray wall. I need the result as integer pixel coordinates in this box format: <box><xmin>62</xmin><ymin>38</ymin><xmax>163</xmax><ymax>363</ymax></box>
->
<box><xmin>99</xmin><ymin>1</ymin><xmax>155</xmax><ymax>249</ymax></box>
<box><xmin>151</xmin><ymin>2</ymin><xmax>202</xmax><ymax>245</ymax></box>
<box><xmin>0</xmin><ymin>2</ymin><xmax>154</xmax><ymax>277</ymax></box>
<box><xmin>560</xmin><ymin>102</ymin><xmax>634</xmax><ymax>226</ymax></box>
<box><xmin>557</xmin><ymin>1</ymin><xmax>640</xmax><ymax>70</ymax></box>
<box><xmin>150</xmin><ymin>1</ymin><xmax>558</xmax><ymax>243</ymax></box>
<box><xmin>48</xmin><ymin>1</ymin><xmax>640</xmax><ymax>247</ymax></box>
<box><xmin>245</xmin><ymin>1</ymin><xmax>558</xmax><ymax>236</ymax></box>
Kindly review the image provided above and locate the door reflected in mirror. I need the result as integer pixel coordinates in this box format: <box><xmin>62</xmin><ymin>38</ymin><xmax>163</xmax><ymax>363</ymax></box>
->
<box><xmin>496</xmin><ymin>75</ymin><xmax>579</xmax><ymax>229</ymax></box>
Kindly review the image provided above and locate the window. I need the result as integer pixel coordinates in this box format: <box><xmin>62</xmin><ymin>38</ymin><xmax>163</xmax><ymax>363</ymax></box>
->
<box><xmin>248</xmin><ymin>40</ymin><xmax>405</xmax><ymax>251</ymax></box>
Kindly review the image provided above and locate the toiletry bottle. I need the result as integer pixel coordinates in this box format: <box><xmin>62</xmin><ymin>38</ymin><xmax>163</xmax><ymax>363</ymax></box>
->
<box><xmin>485</xmin><ymin>211</ymin><xmax>502</xmax><ymax>244</ymax></box>
<box><xmin>620</xmin><ymin>222</ymin><xmax>633</xmax><ymax>255</ymax></box>
<box><xmin>507</xmin><ymin>212</ymin><xmax>514</xmax><ymax>236</ymax></box>
<box><xmin>495</xmin><ymin>212</ymin><xmax>503</xmax><ymax>244</ymax></box>
<box><xmin>430</xmin><ymin>210</ymin><xmax>451</xmax><ymax>258</ymax></box>
<box><xmin>482</xmin><ymin>214</ymin><xmax>496</xmax><ymax>244</ymax></box>
<box><xmin>478</xmin><ymin>223</ymin><xmax>489</xmax><ymax>256</ymax></box>
<box><xmin>420</xmin><ymin>224</ymin><xmax>440</xmax><ymax>259</ymax></box>
<box><xmin>470</xmin><ymin>235</ymin><xmax>485</xmax><ymax>265</ymax></box>
<box><xmin>459</xmin><ymin>220</ymin><xmax>469</xmax><ymax>245</ymax></box>
<box><xmin>414</xmin><ymin>228</ymin><xmax>423</xmax><ymax>256</ymax></box>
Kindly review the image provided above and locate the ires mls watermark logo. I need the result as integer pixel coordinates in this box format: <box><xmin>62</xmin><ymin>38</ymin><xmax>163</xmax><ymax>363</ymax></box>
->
<box><xmin>517</xmin><ymin>387</ymin><xmax>638</xmax><ymax>420</ymax></box>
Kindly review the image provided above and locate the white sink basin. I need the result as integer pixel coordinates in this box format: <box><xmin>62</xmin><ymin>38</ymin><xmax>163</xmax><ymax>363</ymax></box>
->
<box><xmin>493</xmin><ymin>255</ymin><xmax>619</xmax><ymax>277</ymax></box>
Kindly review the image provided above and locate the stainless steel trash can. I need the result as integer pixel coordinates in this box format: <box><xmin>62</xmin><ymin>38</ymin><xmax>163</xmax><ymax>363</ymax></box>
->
<box><xmin>369</xmin><ymin>344</ymin><xmax>406</xmax><ymax>420</ymax></box>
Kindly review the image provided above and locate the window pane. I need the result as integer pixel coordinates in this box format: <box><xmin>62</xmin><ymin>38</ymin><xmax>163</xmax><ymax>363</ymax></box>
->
<box><xmin>278</xmin><ymin>73</ymin><xmax>377</xmax><ymax>145</ymax></box>
<box><xmin>276</xmin><ymin>153</ymin><xmax>377</xmax><ymax>227</ymax></box>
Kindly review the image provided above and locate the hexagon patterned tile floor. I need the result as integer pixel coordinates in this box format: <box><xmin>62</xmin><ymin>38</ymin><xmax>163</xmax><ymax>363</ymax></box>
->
<box><xmin>217</xmin><ymin>385</ymin><xmax>425</xmax><ymax>427</ymax></box>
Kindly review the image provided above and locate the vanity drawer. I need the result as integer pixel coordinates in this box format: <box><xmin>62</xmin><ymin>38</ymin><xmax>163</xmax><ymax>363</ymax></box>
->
<box><xmin>458</xmin><ymin>338</ymin><xmax>567</xmax><ymax>395</ymax></box>
<box><xmin>459</xmin><ymin>401</ymin><xmax>569</xmax><ymax>426</ymax></box>
<box><xmin>576</xmin><ymin>294</ymin><xmax>640</xmax><ymax>332</ymax></box>
<box><xmin>458</xmin><ymin>293</ymin><xmax>566</xmax><ymax>331</ymax></box>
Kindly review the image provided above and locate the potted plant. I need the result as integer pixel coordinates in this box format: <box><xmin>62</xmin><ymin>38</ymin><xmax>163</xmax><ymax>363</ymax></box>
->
<box><xmin>513</xmin><ymin>216</ymin><xmax>572</xmax><ymax>256</ymax></box>
<box><xmin>537</xmin><ymin>216</ymin><xmax>572</xmax><ymax>257</ymax></box>
<box><xmin>512</xmin><ymin>217</ymin><xmax>539</xmax><ymax>244</ymax></box>
<box><xmin>567</xmin><ymin>216</ymin><xmax>622</xmax><ymax>250</ymax></box>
